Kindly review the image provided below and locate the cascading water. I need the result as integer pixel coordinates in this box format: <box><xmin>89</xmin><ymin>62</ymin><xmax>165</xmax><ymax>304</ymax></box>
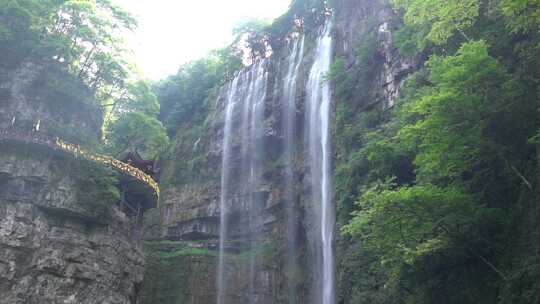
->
<box><xmin>217</xmin><ymin>20</ymin><xmax>334</xmax><ymax>304</ymax></box>
<box><xmin>245</xmin><ymin>62</ymin><xmax>268</xmax><ymax>303</ymax></box>
<box><xmin>282</xmin><ymin>36</ymin><xmax>305</xmax><ymax>303</ymax></box>
<box><xmin>217</xmin><ymin>75</ymin><xmax>240</xmax><ymax>304</ymax></box>
<box><xmin>306</xmin><ymin>22</ymin><xmax>335</xmax><ymax>304</ymax></box>
<box><xmin>217</xmin><ymin>61</ymin><xmax>269</xmax><ymax>304</ymax></box>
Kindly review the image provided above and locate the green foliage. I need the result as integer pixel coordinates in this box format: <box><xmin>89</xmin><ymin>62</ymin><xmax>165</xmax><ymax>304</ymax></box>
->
<box><xmin>0</xmin><ymin>0</ymin><xmax>157</xmax><ymax>155</ymax></box>
<box><xmin>392</xmin><ymin>0</ymin><xmax>540</xmax><ymax>56</ymax></box>
<box><xmin>501</xmin><ymin>0</ymin><xmax>540</xmax><ymax>37</ymax></box>
<box><xmin>236</xmin><ymin>0</ymin><xmax>328</xmax><ymax>53</ymax></box>
<box><xmin>329</xmin><ymin>30</ymin><xmax>378</xmax><ymax>104</ymax></box>
<box><xmin>344</xmin><ymin>183</ymin><xmax>504</xmax><ymax>279</ymax></box>
<box><xmin>341</xmin><ymin>11</ymin><xmax>540</xmax><ymax>299</ymax></box>
<box><xmin>117</xmin><ymin>80</ymin><xmax>160</xmax><ymax>116</ymax></box>
<box><xmin>398</xmin><ymin>41</ymin><xmax>522</xmax><ymax>183</ymax></box>
<box><xmin>394</xmin><ymin>23</ymin><xmax>431</xmax><ymax>56</ymax></box>
<box><xmin>344</xmin><ymin>41</ymin><xmax>529</xmax><ymax>235</ymax></box>
<box><xmin>0</xmin><ymin>0</ymin><xmax>136</xmax><ymax>99</ymax></box>
<box><xmin>157</xmin><ymin>48</ymin><xmax>242</xmax><ymax>136</ymax></box>
<box><xmin>392</xmin><ymin>0</ymin><xmax>480</xmax><ymax>48</ymax></box>
<box><xmin>158</xmin><ymin>247</ymin><xmax>217</xmax><ymax>259</ymax></box>
<box><xmin>107</xmin><ymin>111</ymin><xmax>169</xmax><ymax>159</ymax></box>
<box><xmin>155</xmin><ymin>48</ymin><xmax>244</xmax><ymax>187</ymax></box>
<box><xmin>104</xmin><ymin>76</ymin><xmax>170</xmax><ymax>160</ymax></box>
<box><xmin>331</xmin><ymin>27</ymin><xmax>393</xmax><ymax>226</ymax></box>
<box><xmin>333</xmin><ymin>107</ymin><xmax>389</xmax><ymax>225</ymax></box>
<box><xmin>72</xmin><ymin>161</ymin><xmax>120</xmax><ymax>216</ymax></box>
<box><xmin>500</xmin><ymin>254</ymin><xmax>540</xmax><ymax>304</ymax></box>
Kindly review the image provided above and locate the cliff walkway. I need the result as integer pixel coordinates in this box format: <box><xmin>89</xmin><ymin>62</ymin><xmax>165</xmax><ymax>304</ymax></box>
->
<box><xmin>0</xmin><ymin>128</ymin><xmax>160</xmax><ymax>205</ymax></box>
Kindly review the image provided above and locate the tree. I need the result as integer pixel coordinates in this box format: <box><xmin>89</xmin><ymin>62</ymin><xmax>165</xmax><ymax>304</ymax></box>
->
<box><xmin>343</xmin><ymin>183</ymin><xmax>503</xmax><ymax>282</ymax></box>
<box><xmin>108</xmin><ymin>80</ymin><xmax>160</xmax><ymax>116</ymax></box>
<box><xmin>343</xmin><ymin>40</ymin><xmax>536</xmax><ymax>300</ymax></box>
<box><xmin>397</xmin><ymin>41</ymin><xmax>523</xmax><ymax>183</ymax></box>
<box><xmin>340</xmin><ymin>0</ymin><xmax>540</xmax><ymax>302</ymax></box>
<box><xmin>501</xmin><ymin>0</ymin><xmax>540</xmax><ymax>37</ymax></box>
<box><xmin>232</xmin><ymin>18</ymin><xmax>272</xmax><ymax>63</ymax></box>
<box><xmin>392</xmin><ymin>0</ymin><xmax>480</xmax><ymax>53</ymax></box>
<box><xmin>156</xmin><ymin>47</ymin><xmax>242</xmax><ymax>136</ymax></box>
<box><xmin>0</xmin><ymin>0</ymin><xmax>136</xmax><ymax>101</ymax></box>
<box><xmin>105</xmin><ymin>77</ymin><xmax>168</xmax><ymax>159</ymax></box>
<box><xmin>107</xmin><ymin>111</ymin><xmax>169</xmax><ymax>159</ymax></box>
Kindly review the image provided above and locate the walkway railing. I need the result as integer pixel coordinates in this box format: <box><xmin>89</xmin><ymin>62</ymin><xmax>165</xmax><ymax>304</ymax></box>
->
<box><xmin>0</xmin><ymin>128</ymin><xmax>160</xmax><ymax>200</ymax></box>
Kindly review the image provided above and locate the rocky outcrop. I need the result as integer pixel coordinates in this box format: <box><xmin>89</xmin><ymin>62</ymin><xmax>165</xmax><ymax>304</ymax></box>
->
<box><xmin>333</xmin><ymin>0</ymin><xmax>419</xmax><ymax>108</ymax></box>
<box><xmin>0</xmin><ymin>151</ymin><xmax>144</xmax><ymax>304</ymax></box>
<box><xmin>0</xmin><ymin>63</ymin><xmax>102</xmax><ymax>145</ymax></box>
<box><xmin>139</xmin><ymin>241</ymin><xmax>218</xmax><ymax>304</ymax></box>
<box><xmin>0</xmin><ymin>63</ymin><xmax>145</xmax><ymax>303</ymax></box>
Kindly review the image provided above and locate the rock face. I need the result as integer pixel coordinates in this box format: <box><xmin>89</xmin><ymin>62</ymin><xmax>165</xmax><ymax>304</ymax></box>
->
<box><xmin>333</xmin><ymin>0</ymin><xmax>419</xmax><ymax>109</ymax></box>
<box><xmin>0</xmin><ymin>62</ymin><xmax>103</xmax><ymax>147</ymax></box>
<box><xmin>0</xmin><ymin>64</ymin><xmax>145</xmax><ymax>303</ymax></box>
<box><xmin>147</xmin><ymin>57</ymin><xmax>303</xmax><ymax>304</ymax></box>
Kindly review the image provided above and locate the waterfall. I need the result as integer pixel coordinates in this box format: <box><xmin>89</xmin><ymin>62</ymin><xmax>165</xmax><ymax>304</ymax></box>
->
<box><xmin>246</xmin><ymin>61</ymin><xmax>268</xmax><ymax>303</ymax></box>
<box><xmin>306</xmin><ymin>22</ymin><xmax>335</xmax><ymax>304</ymax></box>
<box><xmin>282</xmin><ymin>36</ymin><xmax>305</xmax><ymax>303</ymax></box>
<box><xmin>217</xmin><ymin>75</ymin><xmax>240</xmax><ymax>304</ymax></box>
<box><xmin>217</xmin><ymin>61</ymin><xmax>269</xmax><ymax>304</ymax></box>
<box><xmin>217</xmin><ymin>20</ymin><xmax>334</xmax><ymax>304</ymax></box>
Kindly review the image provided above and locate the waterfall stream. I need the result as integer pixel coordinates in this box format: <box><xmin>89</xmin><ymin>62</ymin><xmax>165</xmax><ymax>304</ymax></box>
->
<box><xmin>217</xmin><ymin>22</ymin><xmax>334</xmax><ymax>304</ymax></box>
<box><xmin>245</xmin><ymin>62</ymin><xmax>268</xmax><ymax>303</ymax></box>
<box><xmin>282</xmin><ymin>36</ymin><xmax>305</xmax><ymax>304</ymax></box>
<box><xmin>306</xmin><ymin>22</ymin><xmax>335</xmax><ymax>304</ymax></box>
<box><xmin>217</xmin><ymin>75</ymin><xmax>240</xmax><ymax>304</ymax></box>
<box><xmin>217</xmin><ymin>61</ymin><xmax>269</xmax><ymax>304</ymax></box>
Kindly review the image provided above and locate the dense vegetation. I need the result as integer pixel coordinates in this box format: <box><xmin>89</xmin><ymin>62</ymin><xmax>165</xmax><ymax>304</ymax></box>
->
<box><xmin>154</xmin><ymin>47</ymin><xmax>243</xmax><ymax>186</ymax></box>
<box><xmin>0</xmin><ymin>0</ymin><xmax>134</xmax><ymax>100</ymax></box>
<box><xmin>0</xmin><ymin>0</ymin><xmax>168</xmax><ymax>157</ymax></box>
<box><xmin>333</xmin><ymin>0</ymin><xmax>540</xmax><ymax>303</ymax></box>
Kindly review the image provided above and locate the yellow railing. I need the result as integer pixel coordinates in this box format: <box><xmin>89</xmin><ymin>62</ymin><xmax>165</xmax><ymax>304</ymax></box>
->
<box><xmin>0</xmin><ymin>128</ymin><xmax>160</xmax><ymax>200</ymax></box>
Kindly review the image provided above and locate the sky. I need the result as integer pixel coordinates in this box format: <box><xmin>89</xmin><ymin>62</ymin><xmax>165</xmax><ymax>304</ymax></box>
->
<box><xmin>115</xmin><ymin>0</ymin><xmax>292</xmax><ymax>80</ymax></box>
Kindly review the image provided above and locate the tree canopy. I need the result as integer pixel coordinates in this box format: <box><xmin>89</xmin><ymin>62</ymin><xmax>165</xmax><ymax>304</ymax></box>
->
<box><xmin>107</xmin><ymin>111</ymin><xmax>169</xmax><ymax>159</ymax></box>
<box><xmin>0</xmin><ymin>0</ymin><xmax>136</xmax><ymax>99</ymax></box>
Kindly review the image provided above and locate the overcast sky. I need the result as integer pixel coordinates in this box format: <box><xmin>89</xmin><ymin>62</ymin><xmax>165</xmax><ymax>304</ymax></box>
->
<box><xmin>115</xmin><ymin>0</ymin><xmax>291</xmax><ymax>80</ymax></box>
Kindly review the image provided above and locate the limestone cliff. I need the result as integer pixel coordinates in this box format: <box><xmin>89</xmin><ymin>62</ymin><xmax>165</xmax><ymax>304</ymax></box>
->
<box><xmin>140</xmin><ymin>0</ymin><xmax>419</xmax><ymax>303</ymax></box>
<box><xmin>0</xmin><ymin>63</ymin><xmax>145</xmax><ymax>304</ymax></box>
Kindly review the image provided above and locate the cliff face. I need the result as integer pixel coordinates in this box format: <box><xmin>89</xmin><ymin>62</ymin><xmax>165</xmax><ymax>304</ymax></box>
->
<box><xmin>0</xmin><ymin>64</ymin><xmax>145</xmax><ymax>303</ymax></box>
<box><xmin>144</xmin><ymin>57</ymin><xmax>302</xmax><ymax>304</ymax></box>
<box><xmin>0</xmin><ymin>63</ymin><xmax>102</xmax><ymax>145</ymax></box>
<box><xmin>333</xmin><ymin>0</ymin><xmax>419</xmax><ymax>109</ymax></box>
<box><xmin>331</xmin><ymin>1</ymin><xmax>420</xmax><ymax>303</ymax></box>
<box><xmin>141</xmin><ymin>1</ymin><xmax>418</xmax><ymax>303</ymax></box>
